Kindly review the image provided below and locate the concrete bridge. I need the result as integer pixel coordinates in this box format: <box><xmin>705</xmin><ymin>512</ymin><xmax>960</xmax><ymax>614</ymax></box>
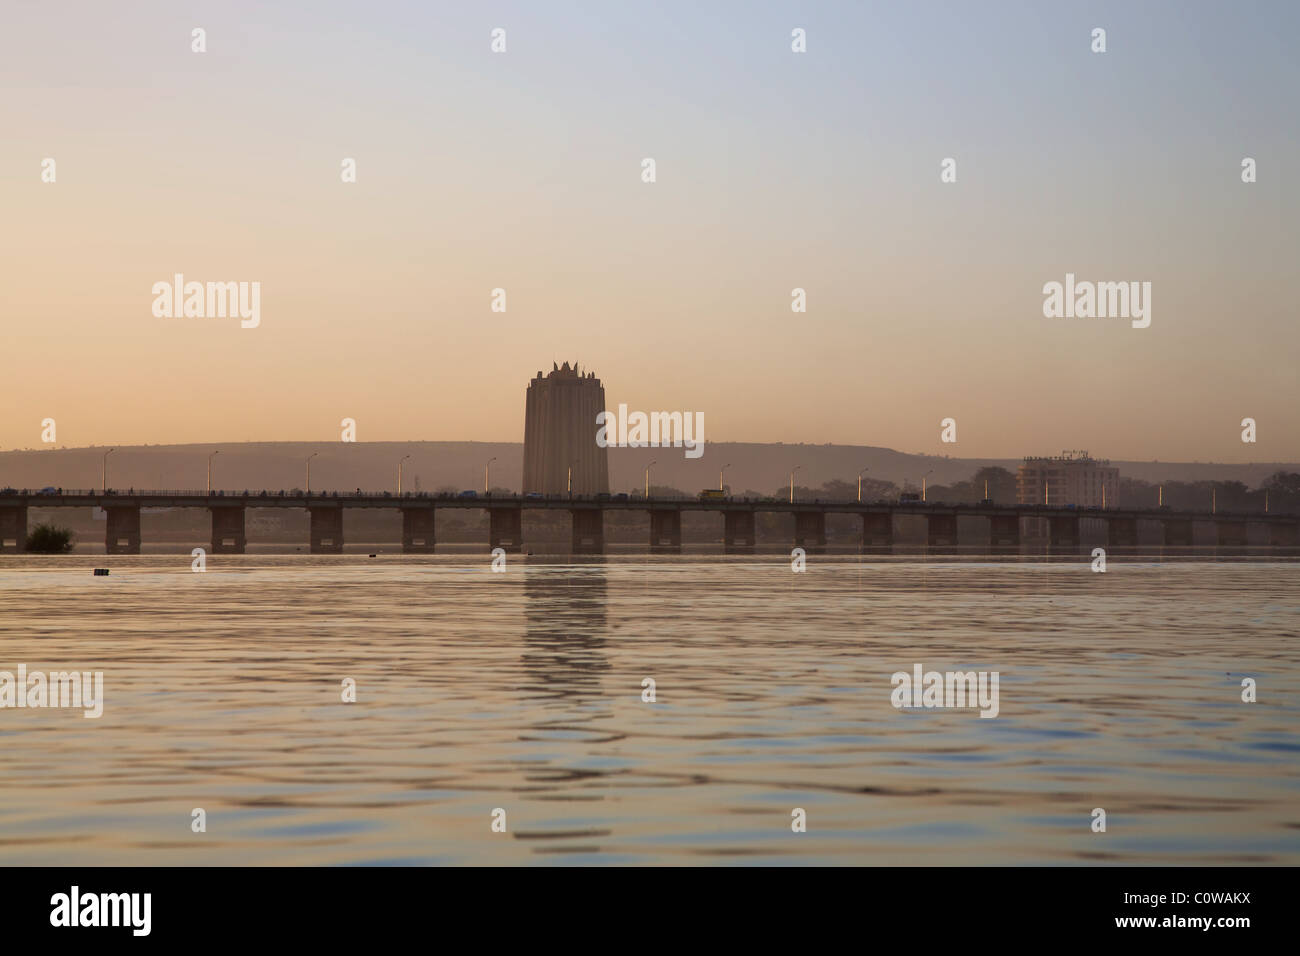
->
<box><xmin>1</xmin><ymin>489</ymin><xmax>1297</xmax><ymax>556</ymax></box>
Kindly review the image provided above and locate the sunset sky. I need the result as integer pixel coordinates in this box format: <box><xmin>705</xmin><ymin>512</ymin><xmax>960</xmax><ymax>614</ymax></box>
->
<box><xmin>2</xmin><ymin>0</ymin><xmax>1297</xmax><ymax>461</ymax></box>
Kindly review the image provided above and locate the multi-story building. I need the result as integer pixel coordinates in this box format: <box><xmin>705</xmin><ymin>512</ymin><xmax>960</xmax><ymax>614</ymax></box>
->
<box><xmin>1016</xmin><ymin>451</ymin><xmax>1119</xmax><ymax>508</ymax></box>
<box><xmin>522</xmin><ymin>362</ymin><xmax>610</xmax><ymax>495</ymax></box>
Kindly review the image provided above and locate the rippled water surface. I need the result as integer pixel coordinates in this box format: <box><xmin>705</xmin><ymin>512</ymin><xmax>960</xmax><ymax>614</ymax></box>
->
<box><xmin>0</xmin><ymin>555</ymin><xmax>1296</xmax><ymax>865</ymax></box>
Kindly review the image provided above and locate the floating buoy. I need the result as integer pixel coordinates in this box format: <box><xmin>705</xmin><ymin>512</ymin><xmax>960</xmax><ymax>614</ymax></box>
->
<box><xmin>93</xmin><ymin>568</ymin><xmax>110</xmax><ymax>576</ymax></box>
<box><xmin>369</xmin><ymin>553</ymin><xmax>377</xmax><ymax>558</ymax></box>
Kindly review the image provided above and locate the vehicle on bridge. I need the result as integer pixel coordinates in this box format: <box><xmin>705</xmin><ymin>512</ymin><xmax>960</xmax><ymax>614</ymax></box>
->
<box><xmin>900</xmin><ymin>493</ymin><xmax>922</xmax><ymax>503</ymax></box>
<box><xmin>699</xmin><ymin>489</ymin><xmax>726</xmax><ymax>501</ymax></box>
<box><xmin>459</xmin><ymin>490</ymin><xmax>477</xmax><ymax>499</ymax></box>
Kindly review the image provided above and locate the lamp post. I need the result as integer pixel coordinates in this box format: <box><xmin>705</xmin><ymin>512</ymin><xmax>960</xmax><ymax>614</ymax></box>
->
<box><xmin>921</xmin><ymin>470</ymin><xmax>933</xmax><ymax>503</ymax></box>
<box><xmin>306</xmin><ymin>452</ymin><xmax>318</xmax><ymax>494</ymax></box>
<box><xmin>645</xmin><ymin>459</ymin><xmax>657</xmax><ymax>499</ymax></box>
<box><xmin>398</xmin><ymin>455</ymin><xmax>411</xmax><ymax>495</ymax></box>
<box><xmin>858</xmin><ymin>467</ymin><xmax>870</xmax><ymax>503</ymax></box>
<box><xmin>484</xmin><ymin>457</ymin><xmax>496</xmax><ymax>494</ymax></box>
<box><xmin>207</xmin><ymin>450</ymin><xmax>219</xmax><ymax>494</ymax></box>
<box><xmin>568</xmin><ymin>459</ymin><xmax>579</xmax><ymax>499</ymax></box>
<box><xmin>720</xmin><ymin>462</ymin><xmax>731</xmax><ymax>493</ymax></box>
<box><xmin>789</xmin><ymin>465</ymin><xmax>802</xmax><ymax>503</ymax></box>
<box><xmin>102</xmin><ymin>448</ymin><xmax>115</xmax><ymax>493</ymax></box>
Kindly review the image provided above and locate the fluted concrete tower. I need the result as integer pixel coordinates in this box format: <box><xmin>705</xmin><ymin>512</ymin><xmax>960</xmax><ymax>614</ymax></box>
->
<box><xmin>523</xmin><ymin>362</ymin><xmax>610</xmax><ymax>495</ymax></box>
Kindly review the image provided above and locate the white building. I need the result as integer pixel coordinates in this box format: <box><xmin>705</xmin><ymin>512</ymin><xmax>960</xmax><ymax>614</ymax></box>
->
<box><xmin>1016</xmin><ymin>452</ymin><xmax>1119</xmax><ymax>508</ymax></box>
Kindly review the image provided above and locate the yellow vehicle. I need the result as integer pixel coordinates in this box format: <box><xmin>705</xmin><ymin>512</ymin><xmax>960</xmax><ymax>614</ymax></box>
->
<box><xmin>699</xmin><ymin>489</ymin><xmax>726</xmax><ymax>501</ymax></box>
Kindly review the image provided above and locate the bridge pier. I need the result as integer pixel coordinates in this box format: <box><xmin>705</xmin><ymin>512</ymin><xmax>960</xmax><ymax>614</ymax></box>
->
<box><xmin>489</xmin><ymin>507</ymin><xmax>521</xmax><ymax>553</ymax></box>
<box><xmin>989</xmin><ymin>514</ymin><xmax>1020</xmax><ymax>553</ymax></box>
<box><xmin>1269</xmin><ymin>520</ymin><xmax>1299</xmax><ymax>553</ymax></box>
<box><xmin>793</xmin><ymin>512</ymin><xmax>826</xmax><ymax>553</ymax></box>
<box><xmin>1048</xmin><ymin>515</ymin><xmax>1079</xmax><ymax>554</ymax></box>
<box><xmin>1162</xmin><ymin>517</ymin><xmax>1193</xmax><ymax>553</ymax></box>
<box><xmin>402</xmin><ymin>507</ymin><xmax>436</xmax><ymax>553</ymax></box>
<box><xmin>1136</xmin><ymin>518</ymin><xmax>1165</xmax><ymax>550</ymax></box>
<box><xmin>724</xmin><ymin>511</ymin><xmax>756</xmax><ymax>554</ymax></box>
<box><xmin>571</xmin><ymin>508</ymin><xmax>604</xmax><ymax>554</ymax></box>
<box><xmin>1192</xmin><ymin>519</ymin><xmax>1219</xmax><ymax>549</ymax></box>
<box><xmin>861</xmin><ymin>512</ymin><xmax>893</xmax><ymax>553</ymax></box>
<box><xmin>927</xmin><ymin>513</ymin><xmax>958</xmax><ymax>552</ymax></box>
<box><xmin>0</xmin><ymin>505</ymin><xmax>26</xmax><ymax>552</ymax></box>
<box><xmin>1107</xmin><ymin>517</ymin><xmax>1138</xmax><ymax>550</ymax></box>
<box><xmin>210</xmin><ymin>506</ymin><xmax>246</xmax><ymax>554</ymax></box>
<box><xmin>105</xmin><ymin>505</ymin><xmax>141</xmax><ymax>554</ymax></box>
<box><xmin>649</xmin><ymin>509</ymin><xmax>682</xmax><ymax>553</ymax></box>
<box><xmin>310</xmin><ymin>507</ymin><xmax>344</xmax><ymax>554</ymax></box>
<box><xmin>1216</xmin><ymin>519</ymin><xmax>1248</xmax><ymax>552</ymax></box>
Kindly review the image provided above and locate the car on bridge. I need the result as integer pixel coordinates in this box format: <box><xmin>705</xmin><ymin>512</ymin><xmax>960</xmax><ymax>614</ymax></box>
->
<box><xmin>699</xmin><ymin>489</ymin><xmax>726</xmax><ymax>501</ymax></box>
<box><xmin>459</xmin><ymin>490</ymin><xmax>477</xmax><ymax>499</ymax></box>
<box><xmin>37</xmin><ymin>487</ymin><xmax>58</xmax><ymax>495</ymax></box>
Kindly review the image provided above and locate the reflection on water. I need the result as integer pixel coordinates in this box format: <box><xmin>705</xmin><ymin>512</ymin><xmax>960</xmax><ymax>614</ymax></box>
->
<box><xmin>521</xmin><ymin>564</ymin><xmax>609</xmax><ymax>706</ymax></box>
<box><xmin>0</xmin><ymin>555</ymin><xmax>1296</xmax><ymax>865</ymax></box>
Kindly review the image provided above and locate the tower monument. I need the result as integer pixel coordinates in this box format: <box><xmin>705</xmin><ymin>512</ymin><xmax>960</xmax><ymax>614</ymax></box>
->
<box><xmin>522</xmin><ymin>362</ymin><xmax>610</xmax><ymax>495</ymax></box>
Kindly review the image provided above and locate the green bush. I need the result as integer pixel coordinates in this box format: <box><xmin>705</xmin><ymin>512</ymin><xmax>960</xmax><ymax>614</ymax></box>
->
<box><xmin>25</xmin><ymin>523</ymin><xmax>75</xmax><ymax>553</ymax></box>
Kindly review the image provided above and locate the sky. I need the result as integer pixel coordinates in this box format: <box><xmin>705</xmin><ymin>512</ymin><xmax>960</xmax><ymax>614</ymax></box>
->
<box><xmin>2</xmin><ymin>0</ymin><xmax>1297</xmax><ymax>462</ymax></box>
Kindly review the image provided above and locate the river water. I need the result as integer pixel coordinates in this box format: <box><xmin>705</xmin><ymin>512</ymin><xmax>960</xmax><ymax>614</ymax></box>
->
<box><xmin>0</xmin><ymin>555</ymin><xmax>1296</xmax><ymax>865</ymax></box>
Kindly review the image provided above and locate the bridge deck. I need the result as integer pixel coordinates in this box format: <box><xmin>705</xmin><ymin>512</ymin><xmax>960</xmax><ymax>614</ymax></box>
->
<box><xmin>0</xmin><ymin>489</ymin><xmax>1295</xmax><ymax>523</ymax></box>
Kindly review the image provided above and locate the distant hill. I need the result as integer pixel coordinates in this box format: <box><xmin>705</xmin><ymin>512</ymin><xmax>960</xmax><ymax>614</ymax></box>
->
<box><xmin>1</xmin><ymin>441</ymin><xmax>1294</xmax><ymax>496</ymax></box>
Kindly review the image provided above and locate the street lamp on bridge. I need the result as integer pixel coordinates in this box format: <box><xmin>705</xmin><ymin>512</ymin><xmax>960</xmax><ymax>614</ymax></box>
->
<box><xmin>858</xmin><ymin>466</ymin><xmax>870</xmax><ymax>503</ymax></box>
<box><xmin>102</xmin><ymin>448</ymin><xmax>115</xmax><ymax>493</ymax></box>
<box><xmin>398</xmin><ymin>455</ymin><xmax>411</xmax><ymax>495</ymax></box>
<box><xmin>719</xmin><ymin>463</ymin><xmax>731</xmax><ymax>493</ymax></box>
<box><xmin>306</xmin><ymin>452</ymin><xmax>318</xmax><ymax>494</ymax></box>
<box><xmin>484</xmin><ymin>457</ymin><xmax>497</xmax><ymax>494</ymax></box>
<box><xmin>789</xmin><ymin>465</ymin><xmax>802</xmax><ymax>503</ymax></box>
<box><xmin>645</xmin><ymin>460</ymin><xmax>657</xmax><ymax>499</ymax></box>
<box><xmin>207</xmin><ymin>450</ymin><xmax>220</xmax><ymax>494</ymax></box>
<box><xmin>921</xmin><ymin>470</ymin><xmax>934</xmax><ymax>502</ymax></box>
